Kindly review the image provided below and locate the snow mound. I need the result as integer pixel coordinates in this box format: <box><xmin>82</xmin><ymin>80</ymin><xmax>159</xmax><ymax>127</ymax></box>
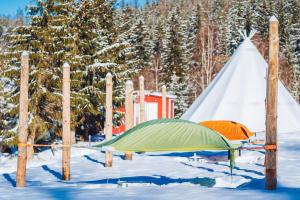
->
<box><xmin>215</xmin><ymin>176</ymin><xmax>251</xmax><ymax>188</ymax></box>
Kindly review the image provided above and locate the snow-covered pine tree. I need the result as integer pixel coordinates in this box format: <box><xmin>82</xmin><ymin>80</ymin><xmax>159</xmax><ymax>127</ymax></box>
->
<box><xmin>250</xmin><ymin>0</ymin><xmax>272</xmax><ymax>37</ymax></box>
<box><xmin>226</xmin><ymin>0</ymin><xmax>250</xmax><ymax>54</ymax></box>
<box><xmin>212</xmin><ymin>0</ymin><xmax>228</xmax><ymax>55</ymax></box>
<box><xmin>161</xmin><ymin>6</ymin><xmax>184</xmax><ymax>82</ymax></box>
<box><xmin>114</xmin><ymin>6</ymin><xmax>140</xmax><ymax>98</ymax></box>
<box><xmin>2</xmin><ymin>0</ymin><xmax>78</xmax><ymax>149</ymax></box>
<box><xmin>168</xmin><ymin>73</ymin><xmax>189</xmax><ymax>118</ymax></box>
<box><xmin>180</xmin><ymin>8</ymin><xmax>200</xmax><ymax>104</ymax></box>
<box><xmin>2</xmin><ymin>0</ymin><xmax>140</xmax><ymax>143</ymax></box>
<box><xmin>289</xmin><ymin>22</ymin><xmax>300</xmax><ymax>101</ymax></box>
<box><xmin>282</xmin><ymin>0</ymin><xmax>300</xmax><ymax>101</ymax></box>
<box><xmin>68</xmin><ymin>0</ymin><xmax>139</xmax><ymax>137</ymax></box>
<box><xmin>0</xmin><ymin>77</ymin><xmax>17</xmax><ymax>146</ymax></box>
<box><xmin>161</xmin><ymin>6</ymin><xmax>188</xmax><ymax>116</ymax></box>
<box><xmin>181</xmin><ymin>9</ymin><xmax>198</xmax><ymax>70</ymax></box>
<box><xmin>128</xmin><ymin>15</ymin><xmax>150</xmax><ymax>69</ymax></box>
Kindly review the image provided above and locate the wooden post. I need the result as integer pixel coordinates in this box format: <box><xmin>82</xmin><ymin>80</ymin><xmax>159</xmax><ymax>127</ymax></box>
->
<box><xmin>125</xmin><ymin>80</ymin><xmax>133</xmax><ymax>160</ymax></box>
<box><xmin>16</xmin><ymin>52</ymin><xmax>29</xmax><ymax>187</ymax></box>
<box><xmin>265</xmin><ymin>16</ymin><xmax>279</xmax><ymax>190</ymax></box>
<box><xmin>162</xmin><ymin>85</ymin><xmax>167</xmax><ymax>118</ymax></box>
<box><xmin>139</xmin><ymin>76</ymin><xmax>145</xmax><ymax>123</ymax></box>
<box><xmin>62</xmin><ymin>63</ymin><xmax>71</xmax><ymax>181</ymax></box>
<box><xmin>105</xmin><ymin>73</ymin><xmax>113</xmax><ymax>167</ymax></box>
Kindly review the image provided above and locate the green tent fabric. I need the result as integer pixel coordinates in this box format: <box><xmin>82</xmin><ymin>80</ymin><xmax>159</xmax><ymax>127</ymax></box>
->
<box><xmin>96</xmin><ymin>119</ymin><xmax>236</xmax><ymax>152</ymax></box>
<box><xmin>96</xmin><ymin>119</ymin><xmax>238</xmax><ymax>173</ymax></box>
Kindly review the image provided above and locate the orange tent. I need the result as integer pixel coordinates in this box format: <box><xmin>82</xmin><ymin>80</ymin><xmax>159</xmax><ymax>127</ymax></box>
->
<box><xmin>200</xmin><ymin>120</ymin><xmax>254</xmax><ymax>141</ymax></box>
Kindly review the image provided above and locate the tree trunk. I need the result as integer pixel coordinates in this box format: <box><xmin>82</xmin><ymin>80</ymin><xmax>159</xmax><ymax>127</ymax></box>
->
<box><xmin>26</xmin><ymin>132</ymin><xmax>35</xmax><ymax>160</ymax></box>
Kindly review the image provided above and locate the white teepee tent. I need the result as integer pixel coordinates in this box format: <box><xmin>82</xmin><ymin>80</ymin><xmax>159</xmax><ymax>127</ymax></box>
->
<box><xmin>181</xmin><ymin>33</ymin><xmax>300</xmax><ymax>133</ymax></box>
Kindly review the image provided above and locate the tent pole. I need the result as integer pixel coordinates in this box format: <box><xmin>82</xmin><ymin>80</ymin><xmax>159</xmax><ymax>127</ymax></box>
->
<box><xmin>105</xmin><ymin>73</ymin><xmax>113</xmax><ymax>167</ymax></box>
<box><xmin>265</xmin><ymin>16</ymin><xmax>279</xmax><ymax>190</ymax></box>
<box><xmin>16</xmin><ymin>52</ymin><xmax>30</xmax><ymax>187</ymax></box>
<box><xmin>125</xmin><ymin>80</ymin><xmax>133</xmax><ymax>160</ymax></box>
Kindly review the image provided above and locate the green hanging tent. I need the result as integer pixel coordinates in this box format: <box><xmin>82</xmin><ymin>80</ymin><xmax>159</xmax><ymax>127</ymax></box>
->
<box><xmin>97</xmin><ymin>119</ymin><xmax>236</xmax><ymax>152</ymax></box>
<box><xmin>96</xmin><ymin>119</ymin><xmax>238</xmax><ymax>173</ymax></box>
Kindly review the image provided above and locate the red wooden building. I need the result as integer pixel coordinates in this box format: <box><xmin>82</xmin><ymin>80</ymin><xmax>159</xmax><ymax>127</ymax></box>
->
<box><xmin>113</xmin><ymin>91</ymin><xmax>176</xmax><ymax>134</ymax></box>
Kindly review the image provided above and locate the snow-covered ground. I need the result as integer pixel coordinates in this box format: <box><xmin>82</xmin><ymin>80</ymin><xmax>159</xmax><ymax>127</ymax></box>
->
<box><xmin>0</xmin><ymin>132</ymin><xmax>300</xmax><ymax>200</ymax></box>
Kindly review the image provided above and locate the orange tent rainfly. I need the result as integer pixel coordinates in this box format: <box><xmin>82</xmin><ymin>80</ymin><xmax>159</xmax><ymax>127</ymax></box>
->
<box><xmin>200</xmin><ymin>120</ymin><xmax>254</xmax><ymax>141</ymax></box>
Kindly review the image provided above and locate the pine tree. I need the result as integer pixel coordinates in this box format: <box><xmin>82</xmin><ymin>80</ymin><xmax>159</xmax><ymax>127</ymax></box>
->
<box><xmin>169</xmin><ymin>73</ymin><xmax>188</xmax><ymax>118</ymax></box>
<box><xmin>2</xmin><ymin>0</ymin><xmax>139</xmax><ymax>144</ymax></box>
<box><xmin>147</xmin><ymin>11</ymin><xmax>164</xmax><ymax>91</ymax></box>
<box><xmin>278</xmin><ymin>0</ymin><xmax>300</xmax><ymax>101</ymax></box>
<box><xmin>290</xmin><ymin>22</ymin><xmax>300</xmax><ymax>101</ymax></box>
<box><xmin>161</xmin><ymin>6</ymin><xmax>184</xmax><ymax>81</ymax></box>
<box><xmin>2</xmin><ymin>0</ymin><xmax>78</xmax><ymax>148</ymax></box>
<box><xmin>128</xmin><ymin>16</ymin><xmax>150</xmax><ymax>69</ymax></box>
<box><xmin>250</xmin><ymin>0</ymin><xmax>272</xmax><ymax>36</ymax></box>
<box><xmin>181</xmin><ymin>9</ymin><xmax>198</xmax><ymax>69</ymax></box>
<box><xmin>212</xmin><ymin>0</ymin><xmax>228</xmax><ymax>55</ymax></box>
<box><xmin>283</xmin><ymin>0</ymin><xmax>300</xmax><ymax>101</ymax></box>
<box><xmin>161</xmin><ymin>6</ymin><xmax>189</xmax><ymax>116</ymax></box>
<box><xmin>226</xmin><ymin>0</ymin><xmax>250</xmax><ymax>54</ymax></box>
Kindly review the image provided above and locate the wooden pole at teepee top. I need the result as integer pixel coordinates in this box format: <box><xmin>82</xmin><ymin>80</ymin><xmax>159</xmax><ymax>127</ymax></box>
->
<box><xmin>162</xmin><ymin>85</ymin><xmax>167</xmax><ymax>119</ymax></box>
<box><xmin>139</xmin><ymin>76</ymin><xmax>145</xmax><ymax>123</ymax></box>
<box><xmin>265</xmin><ymin>16</ymin><xmax>279</xmax><ymax>190</ymax></box>
<box><xmin>16</xmin><ymin>52</ymin><xmax>30</xmax><ymax>187</ymax></box>
<box><xmin>105</xmin><ymin>73</ymin><xmax>113</xmax><ymax>167</ymax></box>
<box><xmin>125</xmin><ymin>80</ymin><xmax>133</xmax><ymax>160</ymax></box>
<box><xmin>62</xmin><ymin>63</ymin><xmax>71</xmax><ymax>181</ymax></box>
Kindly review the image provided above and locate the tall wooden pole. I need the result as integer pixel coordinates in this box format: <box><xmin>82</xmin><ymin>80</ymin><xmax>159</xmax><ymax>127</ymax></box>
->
<box><xmin>130</xmin><ymin>83</ymin><xmax>134</xmax><ymax>128</ymax></box>
<box><xmin>62</xmin><ymin>63</ymin><xmax>71</xmax><ymax>181</ymax></box>
<box><xmin>139</xmin><ymin>76</ymin><xmax>145</xmax><ymax>123</ymax></box>
<box><xmin>105</xmin><ymin>73</ymin><xmax>113</xmax><ymax>167</ymax></box>
<box><xmin>125</xmin><ymin>80</ymin><xmax>133</xmax><ymax>160</ymax></box>
<box><xmin>162</xmin><ymin>85</ymin><xmax>167</xmax><ymax>119</ymax></box>
<box><xmin>16</xmin><ymin>52</ymin><xmax>29</xmax><ymax>187</ymax></box>
<box><xmin>265</xmin><ymin>16</ymin><xmax>279</xmax><ymax>190</ymax></box>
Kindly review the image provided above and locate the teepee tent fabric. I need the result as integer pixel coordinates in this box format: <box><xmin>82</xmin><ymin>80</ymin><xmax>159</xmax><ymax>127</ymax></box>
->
<box><xmin>96</xmin><ymin>119</ymin><xmax>236</xmax><ymax>152</ymax></box>
<box><xmin>181</xmin><ymin>37</ymin><xmax>300</xmax><ymax>133</ymax></box>
<box><xmin>200</xmin><ymin>120</ymin><xmax>254</xmax><ymax>141</ymax></box>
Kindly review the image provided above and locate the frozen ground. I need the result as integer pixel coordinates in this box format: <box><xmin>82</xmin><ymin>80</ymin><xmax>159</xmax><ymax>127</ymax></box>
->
<box><xmin>0</xmin><ymin>132</ymin><xmax>300</xmax><ymax>200</ymax></box>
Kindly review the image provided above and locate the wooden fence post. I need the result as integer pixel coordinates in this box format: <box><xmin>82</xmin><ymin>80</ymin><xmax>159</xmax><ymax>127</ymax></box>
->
<box><xmin>125</xmin><ymin>80</ymin><xmax>133</xmax><ymax>160</ymax></box>
<box><xmin>139</xmin><ymin>76</ymin><xmax>145</xmax><ymax>123</ymax></box>
<box><xmin>62</xmin><ymin>63</ymin><xmax>71</xmax><ymax>181</ymax></box>
<box><xmin>16</xmin><ymin>51</ymin><xmax>30</xmax><ymax>187</ymax></box>
<box><xmin>162</xmin><ymin>85</ymin><xmax>167</xmax><ymax>119</ymax></box>
<box><xmin>105</xmin><ymin>73</ymin><xmax>113</xmax><ymax>167</ymax></box>
<box><xmin>265</xmin><ymin>16</ymin><xmax>279</xmax><ymax>190</ymax></box>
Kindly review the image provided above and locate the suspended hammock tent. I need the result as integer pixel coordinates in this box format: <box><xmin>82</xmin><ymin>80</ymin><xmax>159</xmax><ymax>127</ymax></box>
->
<box><xmin>97</xmin><ymin>119</ymin><xmax>236</xmax><ymax>152</ymax></box>
<box><xmin>96</xmin><ymin>119</ymin><xmax>238</xmax><ymax>173</ymax></box>
<box><xmin>200</xmin><ymin>120</ymin><xmax>254</xmax><ymax>141</ymax></box>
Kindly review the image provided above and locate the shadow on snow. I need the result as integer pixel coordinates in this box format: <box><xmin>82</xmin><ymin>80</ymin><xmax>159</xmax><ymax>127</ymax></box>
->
<box><xmin>62</xmin><ymin>175</ymin><xmax>216</xmax><ymax>187</ymax></box>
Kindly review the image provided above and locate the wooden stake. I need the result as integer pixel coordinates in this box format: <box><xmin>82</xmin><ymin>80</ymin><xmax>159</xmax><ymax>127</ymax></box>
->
<box><xmin>162</xmin><ymin>85</ymin><xmax>167</xmax><ymax>118</ymax></box>
<box><xmin>105</xmin><ymin>73</ymin><xmax>113</xmax><ymax>167</ymax></box>
<box><xmin>125</xmin><ymin>80</ymin><xmax>133</xmax><ymax>160</ymax></box>
<box><xmin>62</xmin><ymin>63</ymin><xmax>71</xmax><ymax>181</ymax></box>
<box><xmin>16</xmin><ymin>52</ymin><xmax>29</xmax><ymax>187</ymax></box>
<box><xmin>139</xmin><ymin>76</ymin><xmax>145</xmax><ymax>123</ymax></box>
<box><xmin>265</xmin><ymin>16</ymin><xmax>279</xmax><ymax>190</ymax></box>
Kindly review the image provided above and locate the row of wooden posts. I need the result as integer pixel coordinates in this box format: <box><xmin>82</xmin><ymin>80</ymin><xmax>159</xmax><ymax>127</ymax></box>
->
<box><xmin>104</xmin><ymin>73</ymin><xmax>167</xmax><ymax>166</ymax></box>
<box><xmin>15</xmin><ymin>16</ymin><xmax>279</xmax><ymax>190</ymax></box>
<box><xmin>17</xmin><ymin>56</ymin><xmax>74</xmax><ymax>186</ymax></box>
<box><xmin>15</xmin><ymin>54</ymin><xmax>168</xmax><ymax>186</ymax></box>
